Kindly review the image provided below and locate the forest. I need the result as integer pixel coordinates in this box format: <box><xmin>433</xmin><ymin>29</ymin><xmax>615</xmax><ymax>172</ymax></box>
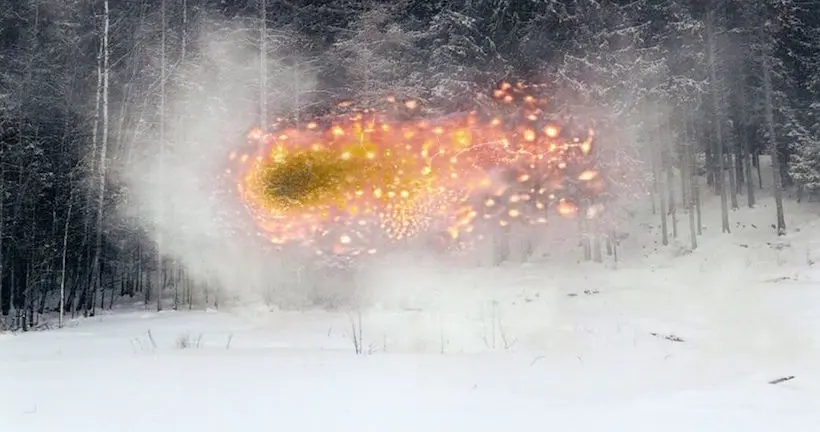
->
<box><xmin>0</xmin><ymin>0</ymin><xmax>818</xmax><ymax>330</ymax></box>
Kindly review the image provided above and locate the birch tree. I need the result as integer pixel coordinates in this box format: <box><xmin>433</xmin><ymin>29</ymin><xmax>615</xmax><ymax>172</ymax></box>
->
<box><xmin>89</xmin><ymin>0</ymin><xmax>110</xmax><ymax>317</ymax></box>
<box><xmin>156</xmin><ymin>0</ymin><xmax>167</xmax><ymax>311</ymax></box>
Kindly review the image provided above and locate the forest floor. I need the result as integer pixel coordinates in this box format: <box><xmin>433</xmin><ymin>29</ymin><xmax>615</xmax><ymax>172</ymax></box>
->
<box><xmin>2</xmin><ymin>192</ymin><xmax>820</xmax><ymax>431</ymax></box>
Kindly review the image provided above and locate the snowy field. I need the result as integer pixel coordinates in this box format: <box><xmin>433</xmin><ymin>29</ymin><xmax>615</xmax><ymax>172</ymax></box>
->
<box><xmin>2</xmin><ymin>194</ymin><xmax>820</xmax><ymax>431</ymax></box>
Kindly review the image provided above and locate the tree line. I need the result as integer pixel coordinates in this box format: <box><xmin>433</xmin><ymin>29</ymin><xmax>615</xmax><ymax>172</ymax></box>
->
<box><xmin>0</xmin><ymin>0</ymin><xmax>818</xmax><ymax>330</ymax></box>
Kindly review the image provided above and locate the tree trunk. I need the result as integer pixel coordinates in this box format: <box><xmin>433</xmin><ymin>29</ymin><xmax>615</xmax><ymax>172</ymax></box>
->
<box><xmin>738</xmin><ymin>76</ymin><xmax>756</xmax><ymax>207</ymax></box>
<box><xmin>705</xmin><ymin>137</ymin><xmax>715</xmax><ymax>188</ymax></box>
<box><xmin>728</xmin><ymin>153</ymin><xmax>739</xmax><ymax>210</ymax></box>
<box><xmin>59</xmin><ymin>193</ymin><xmax>73</xmax><ymax>328</ymax></box>
<box><xmin>679</xmin><ymin>138</ymin><xmax>689</xmax><ymax>211</ymax></box>
<box><xmin>683</xmin><ymin>106</ymin><xmax>697</xmax><ymax>250</ymax></box>
<box><xmin>592</xmin><ymin>217</ymin><xmax>602</xmax><ymax>263</ymax></box>
<box><xmin>0</xmin><ymin>129</ymin><xmax>4</xmax><ymax>317</ymax></box>
<box><xmin>687</xmin><ymin>140</ymin><xmax>698</xmax><ymax>250</ymax></box>
<box><xmin>664</xmin><ymin>125</ymin><xmax>677</xmax><ymax>239</ymax></box>
<box><xmin>707</xmin><ymin>7</ymin><xmax>730</xmax><ymax>233</ymax></box>
<box><xmin>743</xmin><ymin>143</ymin><xmax>756</xmax><ymax>207</ymax></box>
<box><xmin>762</xmin><ymin>54</ymin><xmax>786</xmax><ymax>236</ymax></box>
<box><xmin>654</xmin><ymin>126</ymin><xmax>668</xmax><ymax>246</ymax></box>
<box><xmin>754</xmin><ymin>152</ymin><xmax>763</xmax><ymax>189</ymax></box>
<box><xmin>260</xmin><ymin>0</ymin><xmax>268</xmax><ymax>141</ymax></box>
<box><xmin>579</xmin><ymin>207</ymin><xmax>591</xmax><ymax>261</ymax></box>
<box><xmin>735</xmin><ymin>130</ymin><xmax>745</xmax><ymax>194</ymax></box>
<box><xmin>82</xmin><ymin>39</ymin><xmax>104</xmax><ymax>317</ymax></box>
<box><xmin>90</xmin><ymin>0</ymin><xmax>111</xmax><ymax>317</ymax></box>
<box><xmin>156</xmin><ymin>0</ymin><xmax>167</xmax><ymax>312</ymax></box>
<box><xmin>724</xmin><ymin>86</ymin><xmax>738</xmax><ymax>210</ymax></box>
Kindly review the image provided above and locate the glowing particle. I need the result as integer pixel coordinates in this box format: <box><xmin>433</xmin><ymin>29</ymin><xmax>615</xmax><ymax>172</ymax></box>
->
<box><xmin>557</xmin><ymin>200</ymin><xmax>578</xmax><ymax>217</ymax></box>
<box><xmin>247</xmin><ymin>128</ymin><xmax>263</xmax><ymax>140</ymax></box>
<box><xmin>578</xmin><ymin>170</ymin><xmax>598</xmax><ymax>181</ymax></box>
<box><xmin>523</xmin><ymin>129</ymin><xmax>536</xmax><ymax>142</ymax></box>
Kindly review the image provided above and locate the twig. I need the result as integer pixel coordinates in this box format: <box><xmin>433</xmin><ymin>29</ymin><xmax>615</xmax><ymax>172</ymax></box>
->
<box><xmin>349</xmin><ymin>312</ymin><xmax>362</xmax><ymax>355</ymax></box>
<box><xmin>147</xmin><ymin>329</ymin><xmax>157</xmax><ymax>350</ymax></box>
<box><xmin>649</xmin><ymin>332</ymin><xmax>685</xmax><ymax>343</ymax></box>
<box><xmin>768</xmin><ymin>376</ymin><xmax>795</xmax><ymax>385</ymax></box>
<box><xmin>226</xmin><ymin>333</ymin><xmax>234</xmax><ymax>350</ymax></box>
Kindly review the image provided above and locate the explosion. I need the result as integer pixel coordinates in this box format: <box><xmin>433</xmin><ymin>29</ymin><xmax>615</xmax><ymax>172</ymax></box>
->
<box><xmin>227</xmin><ymin>81</ymin><xmax>604</xmax><ymax>258</ymax></box>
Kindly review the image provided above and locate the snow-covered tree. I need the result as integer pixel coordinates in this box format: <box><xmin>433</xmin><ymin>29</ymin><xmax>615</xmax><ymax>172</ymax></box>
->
<box><xmin>331</xmin><ymin>3</ymin><xmax>427</xmax><ymax>106</ymax></box>
<box><xmin>789</xmin><ymin>102</ymin><xmax>820</xmax><ymax>198</ymax></box>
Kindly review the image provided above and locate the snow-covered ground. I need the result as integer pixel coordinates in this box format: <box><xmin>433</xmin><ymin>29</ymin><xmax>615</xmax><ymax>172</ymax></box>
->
<box><xmin>2</xmin><ymin>193</ymin><xmax>820</xmax><ymax>431</ymax></box>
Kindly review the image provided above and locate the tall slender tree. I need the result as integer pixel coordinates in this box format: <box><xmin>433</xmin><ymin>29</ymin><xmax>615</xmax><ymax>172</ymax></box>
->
<box><xmin>706</xmin><ymin>5</ymin><xmax>730</xmax><ymax>233</ymax></box>
<box><xmin>156</xmin><ymin>0</ymin><xmax>167</xmax><ymax>311</ymax></box>
<box><xmin>90</xmin><ymin>0</ymin><xmax>110</xmax><ymax>317</ymax></box>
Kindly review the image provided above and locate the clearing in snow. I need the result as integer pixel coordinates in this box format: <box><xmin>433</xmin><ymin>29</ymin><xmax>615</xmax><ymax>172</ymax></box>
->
<box><xmin>2</xmin><ymin>194</ymin><xmax>820</xmax><ymax>431</ymax></box>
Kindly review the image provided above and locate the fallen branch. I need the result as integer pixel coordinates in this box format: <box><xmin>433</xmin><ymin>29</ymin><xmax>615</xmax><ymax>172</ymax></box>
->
<box><xmin>650</xmin><ymin>332</ymin><xmax>685</xmax><ymax>343</ymax></box>
<box><xmin>768</xmin><ymin>376</ymin><xmax>795</xmax><ymax>385</ymax></box>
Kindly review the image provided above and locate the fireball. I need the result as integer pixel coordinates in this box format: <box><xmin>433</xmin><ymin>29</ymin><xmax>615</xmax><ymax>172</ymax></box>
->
<box><xmin>227</xmin><ymin>81</ymin><xmax>601</xmax><ymax>257</ymax></box>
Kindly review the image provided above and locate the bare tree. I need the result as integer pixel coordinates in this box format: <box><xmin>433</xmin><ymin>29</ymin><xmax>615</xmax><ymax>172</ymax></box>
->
<box><xmin>156</xmin><ymin>0</ymin><xmax>167</xmax><ymax>311</ymax></box>
<box><xmin>90</xmin><ymin>0</ymin><xmax>111</xmax><ymax>316</ymax></box>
